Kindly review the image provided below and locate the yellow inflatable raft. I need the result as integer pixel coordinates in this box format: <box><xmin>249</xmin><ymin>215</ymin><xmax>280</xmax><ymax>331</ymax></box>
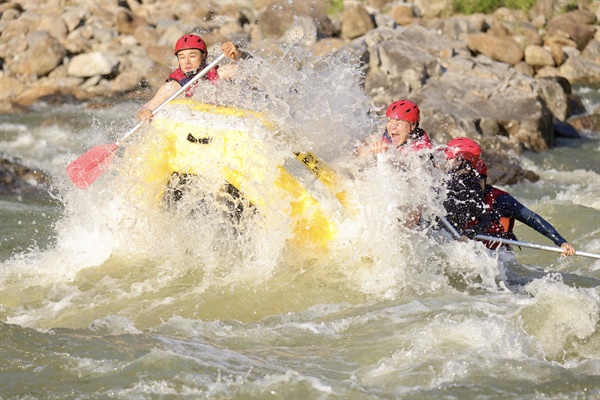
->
<box><xmin>130</xmin><ymin>98</ymin><xmax>349</xmax><ymax>250</ymax></box>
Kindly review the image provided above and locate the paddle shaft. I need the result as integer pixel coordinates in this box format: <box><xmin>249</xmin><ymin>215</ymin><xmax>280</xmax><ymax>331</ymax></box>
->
<box><xmin>438</xmin><ymin>216</ymin><xmax>600</xmax><ymax>260</ymax></box>
<box><xmin>116</xmin><ymin>53</ymin><xmax>227</xmax><ymax>146</ymax></box>
<box><xmin>438</xmin><ymin>216</ymin><xmax>461</xmax><ymax>239</ymax></box>
<box><xmin>474</xmin><ymin>234</ymin><xmax>600</xmax><ymax>260</ymax></box>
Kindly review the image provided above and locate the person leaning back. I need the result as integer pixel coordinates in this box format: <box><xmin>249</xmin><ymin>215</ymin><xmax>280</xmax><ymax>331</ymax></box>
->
<box><xmin>357</xmin><ymin>99</ymin><xmax>433</xmax><ymax>158</ymax></box>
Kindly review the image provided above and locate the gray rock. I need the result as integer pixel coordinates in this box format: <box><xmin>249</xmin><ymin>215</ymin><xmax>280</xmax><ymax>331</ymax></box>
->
<box><xmin>514</xmin><ymin>62</ymin><xmax>535</xmax><ymax>77</ymax></box>
<box><xmin>532</xmin><ymin>77</ymin><xmax>568</xmax><ymax>121</ymax></box>
<box><xmin>341</xmin><ymin>3</ymin><xmax>375</xmax><ymax>40</ymax></box>
<box><xmin>558</xmin><ymin>54</ymin><xmax>600</xmax><ymax>84</ymax></box>
<box><xmin>413</xmin><ymin>0</ymin><xmax>453</xmax><ymax>19</ymax></box>
<box><xmin>13</xmin><ymin>31</ymin><xmax>66</xmax><ymax>78</ymax></box>
<box><xmin>285</xmin><ymin>16</ymin><xmax>318</xmax><ymax>46</ymax></box>
<box><xmin>547</xmin><ymin>11</ymin><xmax>596</xmax><ymax>51</ymax></box>
<box><xmin>0</xmin><ymin>75</ymin><xmax>25</xmax><ymax>103</ymax></box>
<box><xmin>387</xmin><ymin>3</ymin><xmax>415</xmax><ymax>26</ymax></box>
<box><xmin>61</xmin><ymin>8</ymin><xmax>86</xmax><ymax>32</ymax></box>
<box><xmin>0</xmin><ymin>0</ymin><xmax>596</xmax><ymax>188</ymax></box>
<box><xmin>567</xmin><ymin>114</ymin><xmax>600</xmax><ymax>133</ymax></box>
<box><xmin>67</xmin><ymin>52</ymin><xmax>120</xmax><ymax>77</ymax></box>
<box><xmin>524</xmin><ymin>45</ymin><xmax>555</xmax><ymax>67</ymax></box>
<box><xmin>466</xmin><ymin>32</ymin><xmax>524</xmax><ymax>65</ymax></box>
<box><xmin>38</xmin><ymin>15</ymin><xmax>68</xmax><ymax>41</ymax></box>
<box><xmin>582</xmin><ymin>39</ymin><xmax>600</xmax><ymax>65</ymax></box>
<box><xmin>0</xmin><ymin>156</ymin><xmax>51</xmax><ymax>195</ymax></box>
<box><xmin>423</xmin><ymin>16</ymin><xmax>483</xmax><ymax>41</ymax></box>
<box><xmin>483</xmin><ymin>150</ymin><xmax>539</xmax><ymax>185</ymax></box>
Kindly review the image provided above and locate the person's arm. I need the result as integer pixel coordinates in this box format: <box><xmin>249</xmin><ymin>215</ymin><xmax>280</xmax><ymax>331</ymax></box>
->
<box><xmin>356</xmin><ymin>134</ymin><xmax>388</xmax><ymax>158</ymax></box>
<box><xmin>136</xmin><ymin>80</ymin><xmax>181</xmax><ymax>121</ymax></box>
<box><xmin>494</xmin><ymin>193</ymin><xmax>575</xmax><ymax>255</ymax></box>
<box><xmin>217</xmin><ymin>41</ymin><xmax>247</xmax><ymax>80</ymax></box>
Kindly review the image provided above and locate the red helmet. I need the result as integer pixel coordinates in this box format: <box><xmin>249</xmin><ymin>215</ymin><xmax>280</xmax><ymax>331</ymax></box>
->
<box><xmin>385</xmin><ymin>100</ymin><xmax>420</xmax><ymax>124</ymax></box>
<box><xmin>475</xmin><ymin>159</ymin><xmax>487</xmax><ymax>176</ymax></box>
<box><xmin>174</xmin><ymin>34</ymin><xmax>207</xmax><ymax>55</ymax></box>
<box><xmin>444</xmin><ymin>137</ymin><xmax>482</xmax><ymax>165</ymax></box>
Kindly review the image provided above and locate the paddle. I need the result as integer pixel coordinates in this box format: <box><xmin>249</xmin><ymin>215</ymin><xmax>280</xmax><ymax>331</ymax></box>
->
<box><xmin>66</xmin><ymin>53</ymin><xmax>227</xmax><ymax>189</ymax></box>
<box><xmin>438</xmin><ymin>216</ymin><xmax>600</xmax><ymax>260</ymax></box>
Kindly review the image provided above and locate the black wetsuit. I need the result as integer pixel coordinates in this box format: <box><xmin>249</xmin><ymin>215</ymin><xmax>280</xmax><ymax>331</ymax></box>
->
<box><xmin>443</xmin><ymin>170</ymin><xmax>493</xmax><ymax>238</ymax></box>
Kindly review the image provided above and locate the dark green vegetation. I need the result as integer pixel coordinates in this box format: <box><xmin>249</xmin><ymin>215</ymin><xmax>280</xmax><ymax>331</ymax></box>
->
<box><xmin>327</xmin><ymin>0</ymin><xmax>344</xmax><ymax>15</ymax></box>
<box><xmin>452</xmin><ymin>0</ymin><xmax>536</xmax><ymax>14</ymax></box>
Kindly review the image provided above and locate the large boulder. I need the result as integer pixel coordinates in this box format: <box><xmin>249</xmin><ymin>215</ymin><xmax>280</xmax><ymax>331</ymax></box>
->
<box><xmin>546</xmin><ymin>10</ymin><xmax>597</xmax><ymax>51</ymax></box>
<box><xmin>524</xmin><ymin>45</ymin><xmax>555</xmax><ymax>67</ymax></box>
<box><xmin>568</xmin><ymin>114</ymin><xmax>600</xmax><ymax>133</ymax></box>
<box><xmin>558</xmin><ymin>54</ymin><xmax>600</xmax><ymax>84</ymax></box>
<box><xmin>530</xmin><ymin>0</ymin><xmax>578</xmax><ymax>20</ymax></box>
<box><xmin>115</xmin><ymin>8</ymin><xmax>148</xmax><ymax>35</ymax></box>
<box><xmin>484</xmin><ymin>149</ymin><xmax>539</xmax><ymax>185</ymax></box>
<box><xmin>11</xmin><ymin>31</ymin><xmax>66</xmax><ymax>77</ymax></box>
<box><xmin>466</xmin><ymin>32</ymin><xmax>524</xmax><ymax>65</ymax></box>
<box><xmin>413</xmin><ymin>0</ymin><xmax>453</xmax><ymax>19</ymax></box>
<box><xmin>422</xmin><ymin>15</ymin><xmax>486</xmax><ymax>41</ymax></box>
<box><xmin>416</xmin><ymin>69</ymin><xmax>555</xmax><ymax>151</ymax></box>
<box><xmin>256</xmin><ymin>0</ymin><xmax>332</xmax><ymax>39</ymax></box>
<box><xmin>363</xmin><ymin>26</ymin><xmax>466</xmax><ymax>103</ymax></box>
<box><xmin>341</xmin><ymin>3</ymin><xmax>375</xmax><ymax>40</ymax></box>
<box><xmin>0</xmin><ymin>156</ymin><xmax>51</xmax><ymax>195</ymax></box>
<box><xmin>67</xmin><ymin>52</ymin><xmax>120</xmax><ymax>78</ymax></box>
<box><xmin>582</xmin><ymin>39</ymin><xmax>600</xmax><ymax>65</ymax></box>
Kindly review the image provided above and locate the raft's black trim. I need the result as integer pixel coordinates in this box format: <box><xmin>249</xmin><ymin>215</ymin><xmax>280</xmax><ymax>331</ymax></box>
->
<box><xmin>162</xmin><ymin>172</ymin><xmax>254</xmax><ymax>226</ymax></box>
<box><xmin>187</xmin><ymin>133</ymin><xmax>212</xmax><ymax>144</ymax></box>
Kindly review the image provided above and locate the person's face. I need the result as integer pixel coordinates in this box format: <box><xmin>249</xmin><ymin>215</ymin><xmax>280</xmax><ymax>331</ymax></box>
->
<box><xmin>444</xmin><ymin>157</ymin><xmax>463</xmax><ymax>173</ymax></box>
<box><xmin>177</xmin><ymin>49</ymin><xmax>205</xmax><ymax>73</ymax></box>
<box><xmin>386</xmin><ymin>118</ymin><xmax>412</xmax><ymax>146</ymax></box>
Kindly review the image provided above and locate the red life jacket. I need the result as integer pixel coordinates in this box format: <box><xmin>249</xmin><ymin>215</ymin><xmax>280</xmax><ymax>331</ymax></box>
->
<box><xmin>382</xmin><ymin>129</ymin><xmax>433</xmax><ymax>154</ymax></box>
<box><xmin>167</xmin><ymin>65</ymin><xmax>219</xmax><ymax>97</ymax></box>
<box><xmin>482</xmin><ymin>186</ymin><xmax>516</xmax><ymax>249</ymax></box>
<box><xmin>408</xmin><ymin>132</ymin><xmax>433</xmax><ymax>152</ymax></box>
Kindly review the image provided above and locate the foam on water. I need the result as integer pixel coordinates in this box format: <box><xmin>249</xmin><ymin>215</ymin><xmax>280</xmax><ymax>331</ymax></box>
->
<box><xmin>521</xmin><ymin>274</ymin><xmax>599</xmax><ymax>360</ymax></box>
<box><xmin>0</xmin><ymin>46</ymin><xmax>568</xmax><ymax>329</ymax></box>
<box><xmin>1</xmin><ymin>44</ymin><xmax>599</xmax><ymax>398</ymax></box>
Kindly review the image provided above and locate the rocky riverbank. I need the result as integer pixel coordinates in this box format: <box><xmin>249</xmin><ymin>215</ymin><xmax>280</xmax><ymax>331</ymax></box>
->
<box><xmin>1</xmin><ymin>0</ymin><xmax>599</xmax><ymax>191</ymax></box>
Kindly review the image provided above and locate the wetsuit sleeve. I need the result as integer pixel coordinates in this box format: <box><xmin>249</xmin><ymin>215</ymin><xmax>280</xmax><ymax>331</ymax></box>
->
<box><xmin>494</xmin><ymin>194</ymin><xmax>567</xmax><ymax>246</ymax></box>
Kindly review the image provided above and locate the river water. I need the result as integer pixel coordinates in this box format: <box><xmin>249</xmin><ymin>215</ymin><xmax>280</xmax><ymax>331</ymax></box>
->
<box><xmin>1</xmin><ymin>50</ymin><xmax>599</xmax><ymax>399</ymax></box>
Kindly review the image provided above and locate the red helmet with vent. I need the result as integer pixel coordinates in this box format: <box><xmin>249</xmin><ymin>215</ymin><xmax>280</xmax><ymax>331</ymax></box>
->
<box><xmin>385</xmin><ymin>100</ymin><xmax>420</xmax><ymax>124</ymax></box>
<box><xmin>444</xmin><ymin>137</ymin><xmax>482</xmax><ymax>165</ymax></box>
<box><xmin>475</xmin><ymin>159</ymin><xmax>487</xmax><ymax>176</ymax></box>
<box><xmin>174</xmin><ymin>34</ymin><xmax>207</xmax><ymax>55</ymax></box>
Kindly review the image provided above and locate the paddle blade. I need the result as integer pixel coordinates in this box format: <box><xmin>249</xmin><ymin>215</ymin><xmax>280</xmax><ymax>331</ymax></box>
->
<box><xmin>66</xmin><ymin>143</ymin><xmax>119</xmax><ymax>189</ymax></box>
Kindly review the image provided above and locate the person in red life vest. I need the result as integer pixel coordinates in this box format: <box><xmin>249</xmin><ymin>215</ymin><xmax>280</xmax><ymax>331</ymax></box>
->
<box><xmin>356</xmin><ymin>100</ymin><xmax>434</xmax><ymax>228</ymax></box>
<box><xmin>442</xmin><ymin>137</ymin><xmax>494</xmax><ymax>241</ymax></box>
<box><xmin>136</xmin><ymin>34</ymin><xmax>244</xmax><ymax>121</ymax></box>
<box><xmin>475</xmin><ymin>160</ymin><xmax>576</xmax><ymax>256</ymax></box>
<box><xmin>357</xmin><ymin>99</ymin><xmax>433</xmax><ymax>158</ymax></box>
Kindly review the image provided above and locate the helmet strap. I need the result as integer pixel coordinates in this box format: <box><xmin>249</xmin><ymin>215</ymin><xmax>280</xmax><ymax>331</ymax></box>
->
<box><xmin>182</xmin><ymin>62</ymin><xmax>207</xmax><ymax>78</ymax></box>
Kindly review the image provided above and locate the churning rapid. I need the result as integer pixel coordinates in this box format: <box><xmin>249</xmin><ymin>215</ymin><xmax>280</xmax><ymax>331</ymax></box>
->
<box><xmin>1</xmin><ymin>47</ymin><xmax>599</xmax><ymax>398</ymax></box>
